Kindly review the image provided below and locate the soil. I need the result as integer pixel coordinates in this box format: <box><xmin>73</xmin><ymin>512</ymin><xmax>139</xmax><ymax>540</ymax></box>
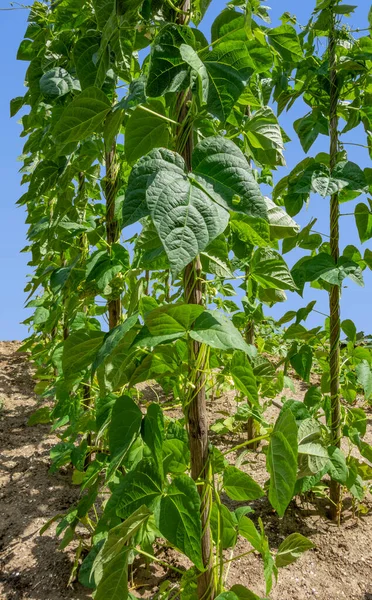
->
<box><xmin>0</xmin><ymin>341</ymin><xmax>371</xmax><ymax>600</ymax></box>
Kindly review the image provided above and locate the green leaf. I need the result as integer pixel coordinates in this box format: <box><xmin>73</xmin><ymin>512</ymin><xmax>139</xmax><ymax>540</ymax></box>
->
<box><xmin>93</xmin><ymin>506</ymin><xmax>151</xmax><ymax>599</ymax></box>
<box><xmin>123</xmin><ymin>148</ymin><xmax>185</xmax><ymax>227</ymax></box>
<box><xmin>341</xmin><ymin>319</ymin><xmax>357</xmax><ymax>342</ymax></box>
<box><xmin>244</xmin><ymin>107</ymin><xmax>285</xmax><ymax>167</ymax></box>
<box><xmin>145</xmin><ymin>304</ymin><xmax>204</xmax><ymax>337</ymax></box>
<box><xmin>230</xmin><ymin>351</ymin><xmax>259</xmax><ymax>407</ymax></box>
<box><xmin>144</xmin><ymin>155</ymin><xmax>229</xmax><ymax>276</ymax></box>
<box><xmin>223</xmin><ymin>466</ymin><xmax>264</xmax><ymax>501</ymax></box>
<box><xmin>180</xmin><ymin>44</ymin><xmax>209</xmax><ymax>104</ymax></box>
<box><xmin>62</xmin><ymin>330</ymin><xmax>105</xmax><ymax>379</ymax></box>
<box><xmin>356</xmin><ymin>360</ymin><xmax>372</xmax><ymax>399</ymax></box>
<box><xmin>267</xmin><ymin>408</ymin><xmax>298</xmax><ymax>516</ymax></box>
<box><xmin>210</xmin><ymin>503</ymin><xmax>238</xmax><ymax>549</ymax></box>
<box><xmin>267</xmin><ymin>25</ymin><xmax>303</xmax><ymax>62</ymax></box>
<box><xmin>191</xmin><ymin>310</ymin><xmax>255</xmax><ymax>355</ymax></box>
<box><xmin>355</xmin><ymin>202</ymin><xmax>372</xmax><ymax>243</ymax></box>
<box><xmin>146</xmin><ymin>24</ymin><xmax>195</xmax><ymax>97</ymax></box>
<box><xmin>294</xmin><ymin>110</ymin><xmax>328</xmax><ymax>153</ymax></box>
<box><xmin>230</xmin><ymin>213</ymin><xmax>271</xmax><ymax>248</ymax></box>
<box><xmin>92</xmin><ymin>314</ymin><xmax>138</xmax><ymax>376</ymax></box>
<box><xmin>230</xmin><ymin>585</ymin><xmax>262</xmax><ymax>600</ymax></box>
<box><xmin>275</xmin><ymin>533</ymin><xmax>314</xmax><ymax>568</ymax></box>
<box><xmin>192</xmin><ymin>136</ymin><xmax>267</xmax><ymax>220</ymax></box>
<box><xmin>327</xmin><ymin>447</ymin><xmax>348</xmax><ymax>484</ymax></box>
<box><xmin>159</xmin><ymin>475</ymin><xmax>203</xmax><ymax>570</ymax></box>
<box><xmin>237</xmin><ymin>517</ymin><xmax>263</xmax><ymax>553</ymax></box>
<box><xmin>53</xmin><ymin>87</ymin><xmax>111</xmax><ymax>145</ymax></box>
<box><xmin>73</xmin><ymin>34</ymin><xmax>108</xmax><ymax>89</ymax></box>
<box><xmin>109</xmin><ymin>395</ymin><xmax>142</xmax><ymax>461</ymax></box>
<box><xmin>290</xmin><ymin>344</ymin><xmax>313</xmax><ymax>382</ymax></box>
<box><xmin>40</xmin><ymin>67</ymin><xmax>80</xmax><ymax>97</ymax></box>
<box><xmin>192</xmin><ymin>0</ymin><xmax>212</xmax><ymax>26</ymax></box>
<box><xmin>125</xmin><ymin>105</ymin><xmax>170</xmax><ymax>164</ymax></box>
<box><xmin>116</xmin><ymin>459</ymin><xmax>163</xmax><ymax>519</ymax></box>
<box><xmin>27</xmin><ymin>407</ymin><xmax>51</xmax><ymax>426</ymax></box>
<box><xmin>265</xmin><ymin>197</ymin><xmax>299</xmax><ymax>239</ymax></box>
<box><xmin>142</xmin><ymin>403</ymin><xmax>164</xmax><ymax>474</ymax></box>
<box><xmin>202</xmin><ymin>41</ymin><xmax>254</xmax><ymax>121</ymax></box>
<box><xmin>251</xmin><ymin>248</ymin><xmax>298</xmax><ymax>291</ymax></box>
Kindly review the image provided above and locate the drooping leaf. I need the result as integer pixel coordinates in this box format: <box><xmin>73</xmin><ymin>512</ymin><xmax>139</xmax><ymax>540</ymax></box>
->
<box><xmin>267</xmin><ymin>408</ymin><xmax>298</xmax><ymax>516</ymax></box>
<box><xmin>230</xmin><ymin>351</ymin><xmax>259</xmax><ymax>407</ymax></box>
<box><xmin>93</xmin><ymin>506</ymin><xmax>151</xmax><ymax>599</ymax></box>
<box><xmin>125</xmin><ymin>105</ymin><xmax>170</xmax><ymax>164</ymax></box>
<box><xmin>356</xmin><ymin>360</ymin><xmax>372</xmax><ymax>399</ymax></box>
<box><xmin>62</xmin><ymin>330</ymin><xmax>105</xmax><ymax>379</ymax></box>
<box><xmin>159</xmin><ymin>475</ymin><xmax>203</xmax><ymax>570</ymax></box>
<box><xmin>108</xmin><ymin>395</ymin><xmax>142</xmax><ymax>461</ymax></box>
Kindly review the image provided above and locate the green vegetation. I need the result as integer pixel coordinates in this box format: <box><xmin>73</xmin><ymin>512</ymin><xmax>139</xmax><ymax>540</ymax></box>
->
<box><xmin>13</xmin><ymin>0</ymin><xmax>372</xmax><ymax>598</ymax></box>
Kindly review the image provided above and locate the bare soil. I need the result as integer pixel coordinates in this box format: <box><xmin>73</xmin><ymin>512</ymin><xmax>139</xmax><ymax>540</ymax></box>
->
<box><xmin>0</xmin><ymin>341</ymin><xmax>371</xmax><ymax>600</ymax></box>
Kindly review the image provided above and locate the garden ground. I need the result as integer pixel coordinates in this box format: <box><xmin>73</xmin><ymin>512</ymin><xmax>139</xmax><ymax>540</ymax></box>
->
<box><xmin>0</xmin><ymin>341</ymin><xmax>371</xmax><ymax>600</ymax></box>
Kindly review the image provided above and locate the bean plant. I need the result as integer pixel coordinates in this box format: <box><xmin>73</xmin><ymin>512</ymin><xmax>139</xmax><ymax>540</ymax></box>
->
<box><xmin>13</xmin><ymin>0</ymin><xmax>372</xmax><ymax>599</ymax></box>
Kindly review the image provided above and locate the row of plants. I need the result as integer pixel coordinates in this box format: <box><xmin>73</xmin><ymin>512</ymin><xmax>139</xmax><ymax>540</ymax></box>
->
<box><xmin>14</xmin><ymin>0</ymin><xmax>372</xmax><ymax>598</ymax></box>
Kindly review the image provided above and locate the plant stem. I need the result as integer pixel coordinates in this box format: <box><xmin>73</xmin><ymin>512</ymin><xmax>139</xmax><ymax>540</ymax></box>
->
<box><xmin>105</xmin><ymin>142</ymin><xmax>121</xmax><ymax>329</ymax></box>
<box><xmin>328</xmin><ymin>5</ymin><xmax>341</xmax><ymax>522</ymax></box>
<box><xmin>177</xmin><ymin>3</ymin><xmax>214</xmax><ymax>597</ymax></box>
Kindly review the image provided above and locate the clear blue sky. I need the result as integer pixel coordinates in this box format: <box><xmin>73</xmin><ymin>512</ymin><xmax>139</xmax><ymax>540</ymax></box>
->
<box><xmin>1</xmin><ymin>0</ymin><xmax>371</xmax><ymax>340</ymax></box>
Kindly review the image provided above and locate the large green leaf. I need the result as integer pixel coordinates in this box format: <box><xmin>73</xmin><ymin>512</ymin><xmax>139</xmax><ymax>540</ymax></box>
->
<box><xmin>223</xmin><ymin>466</ymin><xmax>264</xmax><ymax>501</ymax></box>
<box><xmin>190</xmin><ymin>310</ymin><xmax>255</xmax><ymax>355</ymax></box>
<box><xmin>230</xmin><ymin>351</ymin><xmax>259</xmax><ymax>407</ymax></box>
<box><xmin>275</xmin><ymin>533</ymin><xmax>314</xmax><ymax>568</ymax></box>
<box><xmin>202</xmin><ymin>41</ymin><xmax>254</xmax><ymax>121</ymax></box>
<box><xmin>192</xmin><ymin>136</ymin><xmax>267</xmax><ymax>220</ymax></box>
<box><xmin>251</xmin><ymin>248</ymin><xmax>298</xmax><ymax>291</ymax></box>
<box><xmin>230</xmin><ymin>213</ymin><xmax>271</xmax><ymax>248</ymax></box>
<box><xmin>93</xmin><ymin>506</ymin><xmax>151</xmax><ymax>599</ymax></box>
<box><xmin>145</xmin><ymin>304</ymin><xmax>204</xmax><ymax>336</ymax></box>
<box><xmin>159</xmin><ymin>475</ymin><xmax>203</xmax><ymax>570</ymax></box>
<box><xmin>62</xmin><ymin>330</ymin><xmax>105</xmax><ymax>379</ymax></box>
<box><xmin>116</xmin><ymin>459</ymin><xmax>163</xmax><ymax>519</ymax></box>
<box><xmin>146</xmin><ymin>24</ymin><xmax>195</xmax><ymax>97</ymax></box>
<box><xmin>229</xmin><ymin>585</ymin><xmax>262</xmax><ymax>600</ymax></box>
<box><xmin>123</xmin><ymin>148</ymin><xmax>185</xmax><ymax>227</ymax></box>
<box><xmin>125</xmin><ymin>105</ymin><xmax>170</xmax><ymax>164</ymax></box>
<box><xmin>53</xmin><ymin>87</ymin><xmax>111</xmax><ymax>145</ymax></box>
<box><xmin>109</xmin><ymin>395</ymin><xmax>142</xmax><ymax>460</ymax></box>
<box><xmin>267</xmin><ymin>25</ymin><xmax>303</xmax><ymax>62</ymax></box>
<box><xmin>265</xmin><ymin>197</ymin><xmax>300</xmax><ymax>239</ymax></box>
<box><xmin>267</xmin><ymin>408</ymin><xmax>298</xmax><ymax>516</ymax></box>
<box><xmin>146</xmin><ymin>166</ymin><xmax>229</xmax><ymax>275</ymax></box>
<box><xmin>244</xmin><ymin>107</ymin><xmax>285</xmax><ymax>167</ymax></box>
<box><xmin>73</xmin><ymin>34</ymin><xmax>108</xmax><ymax>89</ymax></box>
<box><xmin>92</xmin><ymin>314</ymin><xmax>139</xmax><ymax>376</ymax></box>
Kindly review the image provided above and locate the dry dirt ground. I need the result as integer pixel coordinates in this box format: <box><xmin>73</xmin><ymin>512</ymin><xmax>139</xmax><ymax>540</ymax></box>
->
<box><xmin>0</xmin><ymin>341</ymin><xmax>371</xmax><ymax>600</ymax></box>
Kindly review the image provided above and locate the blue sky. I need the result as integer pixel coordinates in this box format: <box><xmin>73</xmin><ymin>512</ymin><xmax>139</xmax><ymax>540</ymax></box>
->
<box><xmin>0</xmin><ymin>0</ymin><xmax>371</xmax><ymax>340</ymax></box>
